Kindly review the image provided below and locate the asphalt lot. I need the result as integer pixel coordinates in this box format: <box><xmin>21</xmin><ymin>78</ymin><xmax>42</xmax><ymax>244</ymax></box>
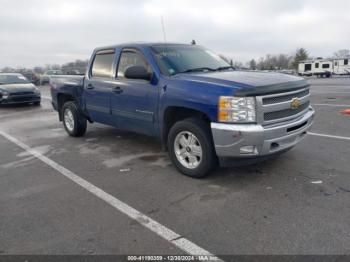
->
<box><xmin>0</xmin><ymin>77</ymin><xmax>349</xmax><ymax>257</ymax></box>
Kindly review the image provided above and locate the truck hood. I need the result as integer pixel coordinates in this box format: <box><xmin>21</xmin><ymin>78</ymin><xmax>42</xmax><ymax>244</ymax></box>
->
<box><xmin>0</xmin><ymin>83</ymin><xmax>37</xmax><ymax>93</ymax></box>
<box><xmin>174</xmin><ymin>70</ymin><xmax>308</xmax><ymax>96</ymax></box>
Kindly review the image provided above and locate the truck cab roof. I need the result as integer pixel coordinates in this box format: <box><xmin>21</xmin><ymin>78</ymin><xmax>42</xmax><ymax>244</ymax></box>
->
<box><xmin>93</xmin><ymin>42</ymin><xmax>195</xmax><ymax>52</ymax></box>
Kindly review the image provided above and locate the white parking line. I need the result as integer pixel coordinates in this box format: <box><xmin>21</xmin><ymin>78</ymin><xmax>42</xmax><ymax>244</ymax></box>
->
<box><xmin>312</xmin><ymin>103</ymin><xmax>350</xmax><ymax>107</ymax></box>
<box><xmin>0</xmin><ymin>130</ymin><xmax>220</xmax><ymax>259</ymax></box>
<box><xmin>41</xmin><ymin>96</ymin><xmax>51</xmax><ymax>100</ymax></box>
<box><xmin>308</xmin><ymin>132</ymin><xmax>350</xmax><ymax>141</ymax></box>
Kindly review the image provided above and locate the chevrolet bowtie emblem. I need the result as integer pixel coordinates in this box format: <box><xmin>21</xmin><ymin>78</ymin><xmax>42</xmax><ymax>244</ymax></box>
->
<box><xmin>291</xmin><ymin>98</ymin><xmax>301</xmax><ymax>109</ymax></box>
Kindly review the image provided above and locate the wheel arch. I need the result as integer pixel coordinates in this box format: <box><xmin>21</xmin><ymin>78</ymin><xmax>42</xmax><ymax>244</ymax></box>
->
<box><xmin>57</xmin><ymin>93</ymin><xmax>76</xmax><ymax>121</ymax></box>
<box><xmin>162</xmin><ymin>106</ymin><xmax>212</xmax><ymax>150</ymax></box>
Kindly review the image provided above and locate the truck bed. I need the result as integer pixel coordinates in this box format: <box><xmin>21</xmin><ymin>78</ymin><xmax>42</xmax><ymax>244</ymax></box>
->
<box><xmin>50</xmin><ymin>75</ymin><xmax>85</xmax><ymax>88</ymax></box>
<box><xmin>50</xmin><ymin>75</ymin><xmax>85</xmax><ymax>112</ymax></box>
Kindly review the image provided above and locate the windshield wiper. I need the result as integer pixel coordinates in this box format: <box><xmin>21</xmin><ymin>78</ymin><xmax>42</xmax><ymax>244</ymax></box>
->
<box><xmin>215</xmin><ymin>66</ymin><xmax>235</xmax><ymax>71</ymax></box>
<box><xmin>179</xmin><ymin>67</ymin><xmax>216</xmax><ymax>74</ymax></box>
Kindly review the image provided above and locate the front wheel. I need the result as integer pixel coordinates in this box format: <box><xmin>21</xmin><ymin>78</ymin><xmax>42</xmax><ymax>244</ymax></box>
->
<box><xmin>62</xmin><ymin>101</ymin><xmax>87</xmax><ymax>137</ymax></box>
<box><xmin>167</xmin><ymin>118</ymin><xmax>217</xmax><ymax>178</ymax></box>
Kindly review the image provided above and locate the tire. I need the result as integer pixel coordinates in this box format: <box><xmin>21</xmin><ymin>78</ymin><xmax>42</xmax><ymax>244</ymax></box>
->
<box><xmin>167</xmin><ymin>118</ymin><xmax>217</xmax><ymax>178</ymax></box>
<box><xmin>33</xmin><ymin>101</ymin><xmax>41</xmax><ymax>106</ymax></box>
<box><xmin>62</xmin><ymin>101</ymin><xmax>87</xmax><ymax>137</ymax></box>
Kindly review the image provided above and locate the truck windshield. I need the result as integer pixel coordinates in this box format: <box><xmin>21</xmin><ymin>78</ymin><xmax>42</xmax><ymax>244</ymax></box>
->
<box><xmin>0</xmin><ymin>74</ymin><xmax>30</xmax><ymax>85</ymax></box>
<box><xmin>151</xmin><ymin>45</ymin><xmax>231</xmax><ymax>75</ymax></box>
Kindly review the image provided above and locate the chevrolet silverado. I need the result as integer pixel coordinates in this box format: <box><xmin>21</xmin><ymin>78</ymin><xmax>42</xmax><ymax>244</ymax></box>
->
<box><xmin>50</xmin><ymin>43</ymin><xmax>314</xmax><ymax>178</ymax></box>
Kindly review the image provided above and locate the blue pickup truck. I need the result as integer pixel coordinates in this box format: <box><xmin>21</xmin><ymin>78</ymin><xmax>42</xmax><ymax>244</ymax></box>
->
<box><xmin>50</xmin><ymin>43</ymin><xmax>314</xmax><ymax>178</ymax></box>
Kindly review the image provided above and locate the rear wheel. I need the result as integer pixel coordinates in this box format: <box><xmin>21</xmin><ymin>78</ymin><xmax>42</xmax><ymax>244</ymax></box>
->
<box><xmin>62</xmin><ymin>101</ymin><xmax>87</xmax><ymax>137</ymax></box>
<box><xmin>167</xmin><ymin>118</ymin><xmax>217</xmax><ymax>178</ymax></box>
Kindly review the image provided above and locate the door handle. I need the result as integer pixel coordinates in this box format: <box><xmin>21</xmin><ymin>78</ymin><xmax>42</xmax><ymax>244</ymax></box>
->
<box><xmin>112</xmin><ymin>86</ymin><xmax>123</xmax><ymax>94</ymax></box>
<box><xmin>86</xmin><ymin>84</ymin><xmax>94</xmax><ymax>89</ymax></box>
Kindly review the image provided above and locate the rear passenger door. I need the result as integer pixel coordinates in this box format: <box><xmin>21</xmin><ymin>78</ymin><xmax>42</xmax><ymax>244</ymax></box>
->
<box><xmin>84</xmin><ymin>49</ymin><xmax>116</xmax><ymax>125</ymax></box>
<box><xmin>110</xmin><ymin>48</ymin><xmax>159</xmax><ymax>136</ymax></box>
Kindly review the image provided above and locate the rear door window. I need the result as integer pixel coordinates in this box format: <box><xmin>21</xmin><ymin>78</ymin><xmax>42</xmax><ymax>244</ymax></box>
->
<box><xmin>91</xmin><ymin>50</ymin><xmax>115</xmax><ymax>78</ymax></box>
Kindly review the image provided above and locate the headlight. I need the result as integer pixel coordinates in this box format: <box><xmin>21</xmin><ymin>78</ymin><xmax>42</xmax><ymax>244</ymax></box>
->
<box><xmin>0</xmin><ymin>90</ymin><xmax>9</xmax><ymax>99</ymax></box>
<box><xmin>218</xmin><ymin>96</ymin><xmax>256</xmax><ymax>123</ymax></box>
<box><xmin>34</xmin><ymin>87</ymin><xmax>40</xmax><ymax>93</ymax></box>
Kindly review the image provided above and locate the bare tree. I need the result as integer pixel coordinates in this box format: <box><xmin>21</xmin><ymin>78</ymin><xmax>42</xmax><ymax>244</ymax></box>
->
<box><xmin>61</xmin><ymin>59</ymin><xmax>89</xmax><ymax>74</ymax></box>
<box><xmin>334</xmin><ymin>49</ymin><xmax>350</xmax><ymax>58</ymax></box>
<box><xmin>253</xmin><ymin>53</ymin><xmax>294</xmax><ymax>70</ymax></box>
<box><xmin>1</xmin><ymin>67</ymin><xmax>15</xmax><ymax>73</ymax></box>
<box><xmin>232</xmin><ymin>61</ymin><xmax>243</xmax><ymax>68</ymax></box>
<box><xmin>276</xmin><ymin>54</ymin><xmax>292</xmax><ymax>69</ymax></box>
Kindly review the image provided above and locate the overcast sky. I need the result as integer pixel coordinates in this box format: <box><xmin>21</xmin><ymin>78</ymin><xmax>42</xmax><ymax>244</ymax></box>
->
<box><xmin>1</xmin><ymin>0</ymin><xmax>349</xmax><ymax>68</ymax></box>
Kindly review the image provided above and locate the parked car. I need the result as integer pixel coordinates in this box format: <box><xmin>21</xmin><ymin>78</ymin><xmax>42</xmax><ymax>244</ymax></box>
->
<box><xmin>65</xmin><ymin>70</ymin><xmax>82</xmax><ymax>75</ymax></box>
<box><xmin>40</xmin><ymin>70</ymin><xmax>63</xmax><ymax>85</ymax></box>
<box><xmin>21</xmin><ymin>71</ymin><xmax>40</xmax><ymax>85</ymax></box>
<box><xmin>0</xmin><ymin>73</ymin><xmax>41</xmax><ymax>105</ymax></box>
<box><xmin>50</xmin><ymin>43</ymin><xmax>314</xmax><ymax>178</ymax></box>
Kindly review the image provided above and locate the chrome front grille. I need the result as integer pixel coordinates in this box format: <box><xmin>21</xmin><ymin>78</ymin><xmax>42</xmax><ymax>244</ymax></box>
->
<box><xmin>264</xmin><ymin>101</ymin><xmax>310</xmax><ymax>121</ymax></box>
<box><xmin>256</xmin><ymin>86</ymin><xmax>311</xmax><ymax>125</ymax></box>
<box><xmin>262</xmin><ymin>89</ymin><xmax>309</xmax><ymax>105</ymax></box>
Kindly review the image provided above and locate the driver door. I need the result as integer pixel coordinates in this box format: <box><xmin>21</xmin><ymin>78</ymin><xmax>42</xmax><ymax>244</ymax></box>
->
<box><xmin>110</xmin><ymin>48</ymin><xmax>159</xmax><ymax>136</ymax></box>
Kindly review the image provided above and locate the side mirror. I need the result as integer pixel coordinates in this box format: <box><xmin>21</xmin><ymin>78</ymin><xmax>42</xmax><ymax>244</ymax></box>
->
<box><xmin>124</xmin><ymin>66</ymin><xmax>152</xmax><ymax>81</ymax></box>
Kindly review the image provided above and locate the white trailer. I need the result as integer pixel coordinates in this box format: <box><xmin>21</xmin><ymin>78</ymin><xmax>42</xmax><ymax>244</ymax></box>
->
<box><xmin>298</xmin><ymin>61</ymin><xmax>313</xmax><ymax>76</ymax></box>
<box><xmin>299</xmin><ymin>58</ymin><xmax>350</xmax><ymax>77</ymax></box>
<box><xmin>333</xmin><ymin>58</ymin><xmax>350</xmax><ymax>75</ymax></box>
<box><xmin>298</xmin><ymin>59</ymin><xmax>333</xmax><ymax>77</ymax></box>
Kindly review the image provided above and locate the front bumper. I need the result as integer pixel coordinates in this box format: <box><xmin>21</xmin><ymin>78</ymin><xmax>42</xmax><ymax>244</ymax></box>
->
<box><xmin>211</xmin><ymin>107</ymin><xmax>314</xmax><ymax>158</ymax></box>
<box><xmin>0</xmin><ymin>95</ymin><xmax>41</xmax><ymax>105</ymax></box>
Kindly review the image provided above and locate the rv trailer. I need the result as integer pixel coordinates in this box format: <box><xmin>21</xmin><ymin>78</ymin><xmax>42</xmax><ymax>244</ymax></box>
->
<box><xmin>298</xmin><ymin>58</ymin><xmax>350</xmax><ymax>77</ymax></box>
<box><xmin>333</xmin><ymin>58</ymin><xmax>350</xmax><ymax>75</ymax></box>
<box><xmin>298</xmin><ymin>59</ymin><xmax>332</xmax><ymax>78</ymax></box>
